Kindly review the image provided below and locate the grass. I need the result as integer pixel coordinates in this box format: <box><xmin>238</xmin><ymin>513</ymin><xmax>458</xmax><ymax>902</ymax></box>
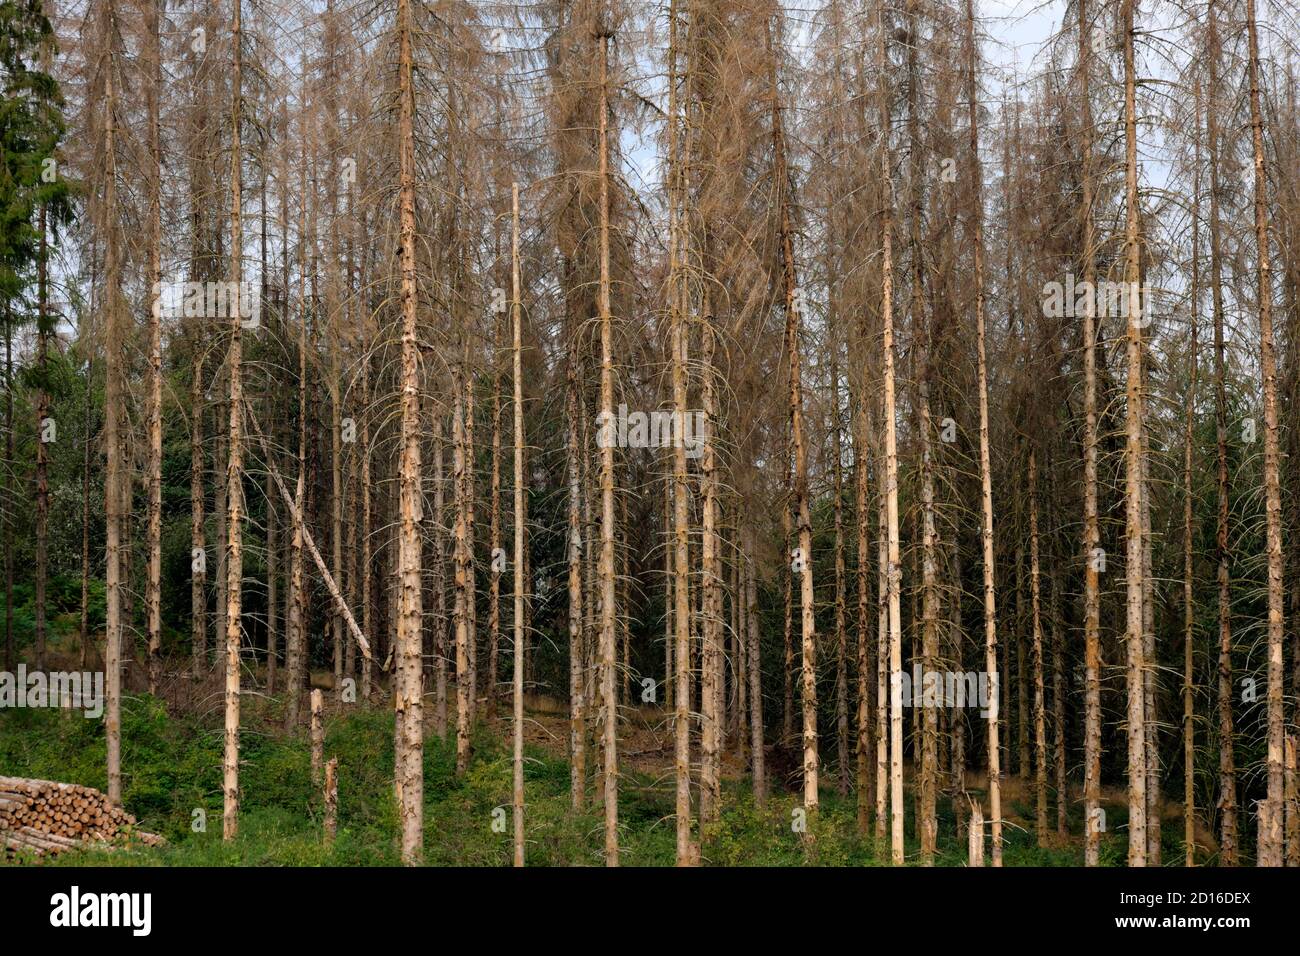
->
<box><xmin>0</xmin><ymin>696</ymin><xmax>1119</xmax><ymax>866</ymax></box>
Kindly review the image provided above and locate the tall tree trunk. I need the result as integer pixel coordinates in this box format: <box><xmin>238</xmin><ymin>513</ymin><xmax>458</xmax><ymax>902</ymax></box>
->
<box><xmin>222</xmin><ymin>0</ymin><xmax>245</xmax><ymax>842</ymax></box>
<box><xmin>360</xmin><ymin>338</ymin><xmax>372</xmax><ymax>703</ymax></box>
<box><xmin>1078</xmin><ymin>0</ymin><xmax>1102</xmax><ymax>869</ymax></box>
<box><xmin>0</xmin><ymin>318</ymin><xmax>9</xmax><ymax>672</ymax></box>
<box><xmin>875</xmin><ymin>403</ymin><xmax>889</xmax><ymax>842</ymax></box>
<box><xmin>699</xmin><ymin>295</ymin><xmax>722</xmax><ymax>823</ymax></box>
<box><xmin>1016</xmin><ymin>548</ymin><xmax>1030</xmax><ymax>782</ymax></box>
<box><xmin>872</xmin><ymin>4</ymin><xmax>904</xmax><ymax>865</ymax></box>
<box><xmin>81</xmin><ymin>350</ymin><xmax>93</xmax><ymax>671</ymax></box>
<box><xmin>489</xmin><ymin>266</ymin><xmax>503</xmax><ymax>723</ymax></box>
<box><xmin>267</xmin><ymin>456</ymin><xmax>278</xmax><ymax>693</ymax></box>
<box><xmin>1246</xmin><ymin>0</ymin><xmax>1286</xmax><ymax>866</ymax></box>
<box><xmin>262</xmin><ymin>163</ymin><xmax>279</xmax><ymax>695</ymax></box>
<box><xmin>433</xmin><ymin>415</ymin><xmax>447</xmax><ymax>736</ymax></box>
<box><xmin>965</xmin><ymin>0</ymin><xmax>1000</xmax><ymax>864</ymax></box>
<box><xmin>566</xmin><ymin>302</ymin><xmax>585</xmax><ymax>807</ymax></box>
<box><xmin>4</xmin><ymin>325</ymin><xmax>11</xmax><ymax>682</ymax></box>
<box><xmin>145</xmin><ymin>0</ymin><xmax>163</xmax><ymax>695</ymax></box>
<box><xmin>746</xmin><ymin>529</ymin><xmax>765</xmax><ymax>804</ymax></box>
<box><xmin>191</xmin><ymin>347</ymin><xmax>207</xmax><ymax>678</ymax></box>
<box><xmin>905</xmin><ymin>0</ymin><xmax>939</xmax><ymax>862</ymax></box>
<box><xmin>464</xmin><ymin>341</ymin><xmax>478</xmax><ymax>728</ymax></box>
<box><xmin>1142</xmin><ymin>411</ymin><xmax>1159</xmax><ymax>864</ymax></box>
<box><xmin>855</xmin><ymin>381</ymin><xmax>874</xmax><ymax>832</ymax></box>
<box><xmin>831</xmin><ymin>302</ymin><xmax>850</xmax><ymax>797</ymax></box>
<box><xmin>510</xmin><ymin>183</ymin><xmax>526</xmax><ymax>867</ymax></box>
<box><xmin>1184</xmin><ymin>81</ymin><xmax>1202</xmax><ymax>866</ymax></box>
<box><xmin>35</xmin><ymin>208</ymin><xmax>49</xmax><ymax>673</ymax></box>
<box><xmin>330</xmin><ymin>288</ymin><xmax>344</xmax><ymax>695</ymax></box>
<box><xmin>393</xmin><ymin>0</ymin><xmax>425</xmax><ymax>865</ymax></box>
<box><xmin>595</xmin><ymin>30</ymin><xmax>619</xmax><ymax>867</ymax></box>
<box><xmin>768</xmin><ymin>15</ymin><xmax>818</xmax><ymax>815</ymax></box>
<box><xmin>662</xmin><ymin>480</ymin><xmax>672</xmax><ymax>713</ymax></box>
<box><xmin>284</xmin><ymin>118</ymin><xmax>309</xmax><ymax>731</ymax></box>
<box><xmin>1050</xmin><ymin>534</ymin><xmax>1066</xmax><ymax>838</ymax></box>
<box><xmin>782</xmin><ymin>489</ymin><xmax>793</xmax><ymax>745</ymax></box>
<box><xmin>453</xmin><ymin>361</ymin><xmax>471</xmax><ymax>773</ymax></box>
<box><xmin>1206</xmin><ymin>0</ymin><xmax>1237</xmax><ymax>865</ymax></box>
<box><xmin>80</xmin><ymin>244</ymin><xmax>99</xmax><ymax>675</ymax></box>
<box><xmin>1029</xmin><ymin>450</ymin><xmax>1048</xmax><ymax>845</ymax></box>
<box><xmin>1121</xmin><ymin>0</ymin><xmax>1148</xmax><ymax>865</ymax></box>
<box><xmin>325</xmin><ymin>16</ymin><xmax>346</xmax><ymax>691</ymax></box>
<box><xmin>666</xmin><ymin>0</ymin><xmax>693</xmax><ymax>865</ymax></box>
<box><xmin>102</xmin><ymin>28</ymin><xmax>123</xmax><ymax>802</ymax></box>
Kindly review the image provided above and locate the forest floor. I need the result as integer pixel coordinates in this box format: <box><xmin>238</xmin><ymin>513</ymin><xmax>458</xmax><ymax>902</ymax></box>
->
<box><xmin>0</xmin><ymin>654</ymin><xmax>1165</xmax><ymax>866</ymax></box>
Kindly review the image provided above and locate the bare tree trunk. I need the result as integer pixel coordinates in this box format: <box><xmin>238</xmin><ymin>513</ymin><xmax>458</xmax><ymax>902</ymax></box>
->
<box><xmin>730</xmin><ymin>510</ymin><xmax>743</xmax><ymax>759</ymax></box>
<box><xmin>344</xmin><ymin>426</ymin><xmax>357</xmax><ymax>685</ymax></box>
<box><xmin>330</xmin><ymin>291</ymin><xmax>344</xmax><ymax>696</ymax></box>
<box><xmin>1050</xmin><ymin>542</ymin><xmax>1066</xmax><ymax>838</ymax></box>
<box><xmin>262</xmin><ymin>167</ymin><xmax>278</xmax><ymax>696</ymax></box>
<box><xmin>1016</xmin><ymin>547</ymin><xmax>1029</xmax><ymax>783</ymax></box>
<box><xmin>874</xmin><ymin>5</ymin><xmax>904</xmax><ymax>866</ymax></box>
<box><xmin>905</xmin><ymin>0</ymin><xmax>939</xmax><ymax>862</ymax></box>
<box><xmin>361</xmin><ymin>356</ymin><xmax>372</xmax><ymax>703</ymax></box>
<box><xmin>666</xmin><ymin>0</ymin><xmax>693</xmax><ymax>865</ymax></box>
<box><xmin>215</xmin><ymin>391</ymin><xmax>228</xmax><ymax>656</ymax></box>
<box><xmin>144</xmin><ymin>0</ymin><xmax>163</xmax><ymax>694</ymax></box>
<box><xmin>393</xmin><ymin>0</ymin><xmax>425</xmax><ymax>865</ymax></box>
<box><xmin>81</xmin><ymin>350</ymin><xmax>93</xmax><ymax>671</ymax></box>
<box><xmin>1121</xmin><ymin>0</ymin><xmax>1148</xmax><ymax>865</ymax></box>
<box><xmin>267</xmin><ymin>459</ymin><xmax>278</xmax><ymax>693</ymax></box>
<box><xmin>453</xmin><ymin>362</ymin><xmax>471</xmax><ymax>774</ymax></box>
<box><xmin>746</xmin><ymin>530</ymin><xmax>765</xmax><ymax>804</ymax></box>
<box><xmin>464</xmin><ymin>345</ymin><xmax>478</xmax><ymax>728</ymax></box>
<box><xmin>489</xmin><ymin>271</ymin><xmax>503</xmax><ymax>723</ymax></box>
<box><xmin>662</xmin><ymin>481</ymin><xmax>672</xmax><ymax>713</ymax></box>
<box><xmin>782</xmin><ymin>491</ymin><xmax>793</xmax><ymax>745</ymax></box>
<box><xmin>699</xmin><ymin>294</ymin><xmax>722</xmax><ymax>821</ymax></box>
<box><xmin>1286</xmin><ymin>737</ymin><xmax>1299</xmax><ymax>866</ymax></box>
<box><xmin>566</xmin><ymin>311</ymin><xmax>585</xmax><ymax>807</ymax></box>
<box><xmin>311</xmin><ymin>688</ymin><xmax>324</xmax><ymax>786</ymax></box>
<box><xmin>1185</xmin><ymin>81</ymin><xmax>1203</xmax><ymax>866</ymax></box>
<box><xmin>875</xmin><ymin>405</ymin><xmax>889</xmax><ymax>841</ymax></box>
<box><xmin>432</xmin><ymin>416</ymin><xmax>447</xmax><ymax>736</ymax></box>
<box><xmin>830</xmin><ymin>304</ymin><xmax>850</xmax><ymax>797</ymax></box>
<box><xmin>191</xmin><ymin>348</ymin><xmax>207</xmax><ymax>678</ymax></box>
<box><xmin>510</xmin><ymin>183</ymin><xmax>526</xmax><ymax>867</ymax></box>
<box><xmin>583</xmin><ymin>398</ymin><xmax>597</xmax><ymax>771</ymax></box>
<box><xmin>1246</xmin><ymin>0</ymin><xmax>1286</xmax><ymax>866</ymax></box>
<box><xmin>324</xmin><ymin>757</ymin><xmax>338</xmax><ymax>844</ymax></box>
<box><xmin>1143</xmin><ymin>419</ymin><xmax>1159</xmax><ymax>864</ymax></box>
<box><xmin>284</xmin><ymin>116</ymin><xmax>309</xmax><ymax>730</ymax></box>
<box><xmin>768</xmin><ymin>15</ymin><xmax>817</xmax><ymax>815</ymax></box>
<box><xmin>595</xmin><ymin>31</ymin><xmax>619</xmax><ymax>867</ymax></box>
<box><xmin>855</xmin><ymin>386</ymin><xmax>874</xmax><ymax>832</ymax></box>
<box><xmin>272</xmin><ymin>112</ymin><xmax>292</xmax><ymax>695</ymax></box>
<box><xmin>222</xmin><ymin>0</ymin><xmax>245</xmax><ymax>842</ymax></box>
<box><xmin>3</xmin><ymin>325</ymin><xmax>11</xmax><ymax>683</ymax></box>
<box><xmin>1206</xmin><ymin>0</ymin><xmax>1237</xmax><ymax>865</ymax></box>
<box><xmin>1078</xmin><ymin>0</ymin><xmax>1101</xmax><ymax>869</ymax></box>
<box><xmin>1029</xmin><ymin>450</ymin><xmax>1048</xmax><ymax>845</ymax></box>
<box><xmin>100</xmin><ymin>5</ymin><xmax>123</xmax><ymax>806</ymax></box>
<box><xmin>35</xmin><ymin>209</ymin><xmax>49</xmax><ymax>673</ymax></box>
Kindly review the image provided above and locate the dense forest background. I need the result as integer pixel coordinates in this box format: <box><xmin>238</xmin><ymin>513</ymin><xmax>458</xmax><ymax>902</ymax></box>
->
<box><xmin>1</xmin><ymin>0</ymin><xmax>1299</xmax><ymax>866</ymax></box>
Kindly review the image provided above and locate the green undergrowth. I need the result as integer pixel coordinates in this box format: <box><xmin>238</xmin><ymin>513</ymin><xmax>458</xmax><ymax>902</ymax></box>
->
<box><xmin>0</xmin><ymin>698</ymin><xmax>1107</xmax><ymax>866</ymax></box>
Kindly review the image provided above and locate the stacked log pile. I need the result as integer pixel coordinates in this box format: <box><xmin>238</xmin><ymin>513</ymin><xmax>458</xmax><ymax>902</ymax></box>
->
<box><xmin>0</xmin><ymin>775</ymin><xmax>164</xmax><ymax>857</ymax></box>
